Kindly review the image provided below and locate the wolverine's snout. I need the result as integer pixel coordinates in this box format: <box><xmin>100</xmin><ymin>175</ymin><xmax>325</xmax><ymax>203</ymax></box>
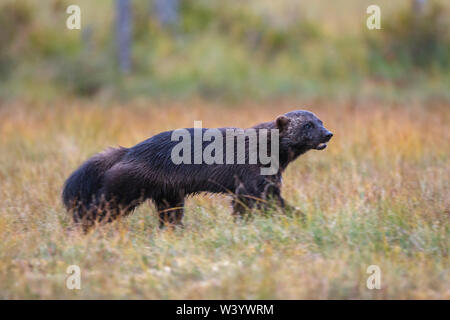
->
<box><xmin>323</xmin><ymin>130</ymin><xmax>333</xmax><ymax>141</ymax></box>
<box><xmin>314</xmin><ymin>129</ymin><xmax>333</xmax><ymax>150</ymax></box>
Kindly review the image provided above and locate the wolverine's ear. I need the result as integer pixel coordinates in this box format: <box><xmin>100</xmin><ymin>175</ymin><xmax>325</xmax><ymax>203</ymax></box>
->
<box><xmin>275</xmin><ymin>115</ymin><xmax>290</xmax><ymax>132</ymax></box>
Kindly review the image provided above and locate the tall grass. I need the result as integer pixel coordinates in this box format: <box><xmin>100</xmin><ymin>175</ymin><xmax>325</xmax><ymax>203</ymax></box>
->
<box><xmin>0</xmin><ymin>100</ymin><xmax>448</xmax><ymax>299</ymax></box>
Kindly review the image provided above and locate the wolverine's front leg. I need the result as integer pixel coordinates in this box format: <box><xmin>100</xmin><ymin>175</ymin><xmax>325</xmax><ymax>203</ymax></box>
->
<box><xmin>232</xmin><ymin>176</ymin><xmax>261</xmax><ymax>218</ymax></box>
<box><xmin>155</xmin><ymin>197</ymin><xmax>185</xmax><ymax>228</ymax></box>
<box><xmin>262</xmin><ymin>181</ymin><xmax>305</xmax><ymax>218</ymax></box>
<box><xmin>232</xmin><ymin>193</ymin><xmax>258</xmax><ymax>218</ymax></box>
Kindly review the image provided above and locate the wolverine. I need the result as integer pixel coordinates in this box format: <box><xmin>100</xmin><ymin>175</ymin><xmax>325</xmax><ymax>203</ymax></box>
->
<box><xmin>62</xmin><ymin>110</ymin><xmax>333</xmax><ymax>230</ymax></box>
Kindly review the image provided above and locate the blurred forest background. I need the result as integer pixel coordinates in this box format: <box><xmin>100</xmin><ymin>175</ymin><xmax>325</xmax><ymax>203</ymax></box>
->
<box><xmin>0</xmin><ymin>0</ymin><xmax>448</xmax><ymax>103</ymax></box>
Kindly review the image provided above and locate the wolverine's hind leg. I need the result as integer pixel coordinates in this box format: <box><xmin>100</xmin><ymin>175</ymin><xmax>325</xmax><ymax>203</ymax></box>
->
<box><xmin>155</xmin><ymin>196</ymin><xmax>185</xmax><ymax>228</ymax></box>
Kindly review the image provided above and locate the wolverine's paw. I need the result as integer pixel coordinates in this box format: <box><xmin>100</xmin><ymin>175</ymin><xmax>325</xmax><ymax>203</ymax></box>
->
<box><xmin>284</xmin><ymin>205</ymin><xmax>306</xmax><ymax>221</ymax></box>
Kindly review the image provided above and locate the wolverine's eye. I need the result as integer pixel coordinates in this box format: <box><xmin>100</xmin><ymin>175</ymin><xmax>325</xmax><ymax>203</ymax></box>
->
<box><xmin>304</xmin><ymin>122</ymin><xmax>314</xmax><ymax>130</ymax></box>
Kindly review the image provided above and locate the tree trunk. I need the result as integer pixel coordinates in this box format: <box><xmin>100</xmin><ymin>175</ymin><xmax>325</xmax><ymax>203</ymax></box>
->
<box><xmin>154</xmin><ymin>0</ymin><xmax>179</xmax><ymax>26</ymax></box>
<box><xmin>412</xmin><ymin>0</ymin><xmax>427</xmax><ymax>15</ymax></box>
<box><xmin>116</xmin><ymin>0</ymin><xmax>132</xmax><ymax>73</ymax></box>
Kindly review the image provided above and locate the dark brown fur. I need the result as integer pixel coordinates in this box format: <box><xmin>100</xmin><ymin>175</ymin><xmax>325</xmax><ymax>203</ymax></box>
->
<box><xmin>62</xmin><ymin>110</ymin><xmax>333</xmax><ymax>230</ymax></box>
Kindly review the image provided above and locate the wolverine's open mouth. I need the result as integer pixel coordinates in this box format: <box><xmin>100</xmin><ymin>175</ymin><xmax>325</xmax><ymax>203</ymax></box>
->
<box><xmin>314</xmin><ymin>132</ymin><xmax>333</xmax><ymax>150</ymax></box>
<box><xmin>315</xmin><ymin>143</ymin><xmax>328</xmax><ymax>150</ymax></box>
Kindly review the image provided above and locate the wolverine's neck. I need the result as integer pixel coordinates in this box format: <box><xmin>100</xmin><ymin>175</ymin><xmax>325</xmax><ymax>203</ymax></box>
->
<box><xmin>251</xmin><ymin>121</ymin><xmax>309</xmax><ymax>172</ymax></box>
<box><xmin>281</xmin><ymin>145</ymin><xmax>310</xmax><ymax>170</ymax></box>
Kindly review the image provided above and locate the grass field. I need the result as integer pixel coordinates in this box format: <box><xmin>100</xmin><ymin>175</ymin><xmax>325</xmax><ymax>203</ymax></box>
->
<box><xmin>0</xmin><ymin>99</ymin><xmax>448</xmax><ymax>299</ymax></box>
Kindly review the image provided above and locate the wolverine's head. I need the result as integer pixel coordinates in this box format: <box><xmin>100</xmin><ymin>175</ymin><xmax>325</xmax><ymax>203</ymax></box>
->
<box><xmin>275</xmin><ymin>110</ymin><xmax>333</xmax><ymax>153</ymax></box>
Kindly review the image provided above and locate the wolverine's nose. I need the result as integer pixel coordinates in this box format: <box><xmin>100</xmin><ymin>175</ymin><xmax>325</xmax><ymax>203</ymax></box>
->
<box><xmin>324</xmin><ymin>131</ymin><xmax>333</xmax><ymax>141</ymax></box>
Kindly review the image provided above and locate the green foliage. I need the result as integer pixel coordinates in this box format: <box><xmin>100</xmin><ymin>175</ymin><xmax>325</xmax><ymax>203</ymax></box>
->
<box><xmin>0</xmin><ymin>1</ymin><xmax>33</xmax><ymax>78</ymax></box>
<box><xmin>55</xmin><ymin>52</ymin><xmax>115</xmax><ymax>96</ymax></box>
<box><xmin>367</xmin><ymin>2</ymin><xmax>449</xmax><ymax>75</ymax></box>
<box><xmin>0</xmin><ymin>0</ymin><xmax>449</xmax><ymax>101</ymax></box>
<box><xmin>179</xmin><ymin>0</ymin><xmax>215</xmax><ymax>33</ymax></box>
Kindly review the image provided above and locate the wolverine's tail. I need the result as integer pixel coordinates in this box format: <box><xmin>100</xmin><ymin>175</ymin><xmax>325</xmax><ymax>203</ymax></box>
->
<box><xmin>62</xmin><ymin>147</ymin><xmax>128</xmax><ymax>222</ymax></box>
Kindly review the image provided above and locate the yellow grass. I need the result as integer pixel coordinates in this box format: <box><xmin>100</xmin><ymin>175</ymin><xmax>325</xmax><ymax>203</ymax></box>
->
<box><xmin>0</xmin><ymin>99</ymin><xmax>448</xmax><ymax>299</ymax></box>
